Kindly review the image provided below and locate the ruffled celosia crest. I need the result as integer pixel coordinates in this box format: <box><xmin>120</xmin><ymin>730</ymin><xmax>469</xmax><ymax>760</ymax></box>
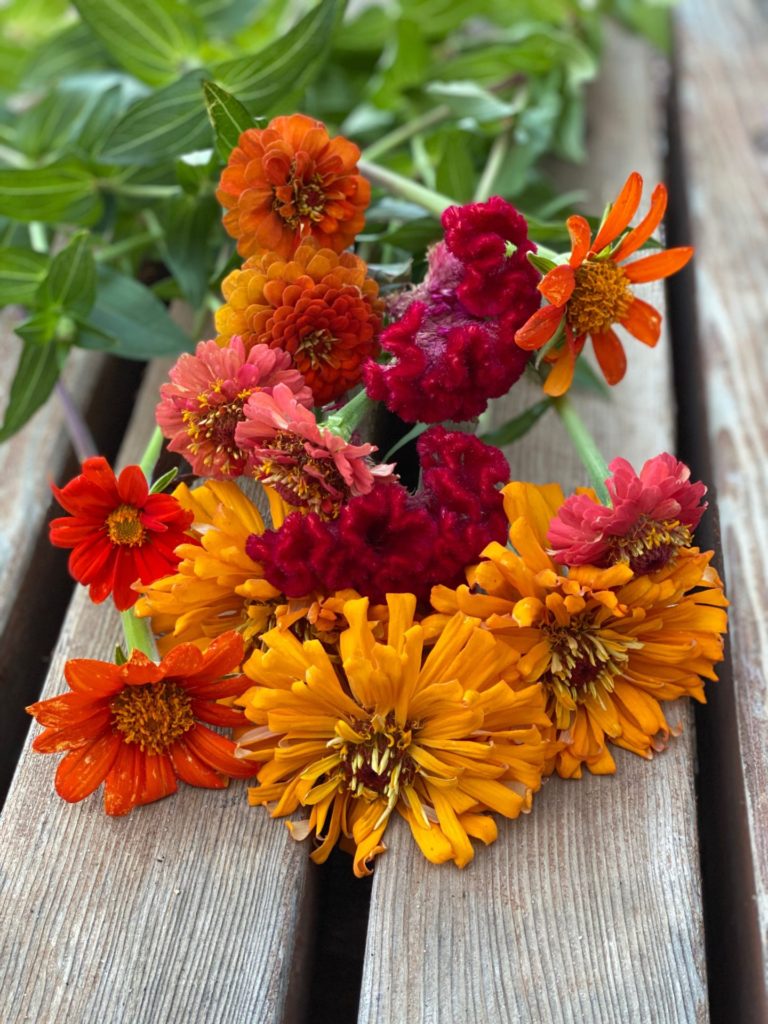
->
<box><xmin>156</xmin><ymin>337</ymin><xmax>312</xmax><ymax>478</ymax></box>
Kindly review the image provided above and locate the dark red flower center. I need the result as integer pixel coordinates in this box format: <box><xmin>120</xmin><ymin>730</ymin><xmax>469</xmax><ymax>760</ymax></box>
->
<box><xmin>608</xmin><ymin>517</ymin><xmax>692</xmax><ymax>573</ymax></box>
<box><xmin>110</xmin><ymin>681</ymin><xmax>194</xmax><ymax>754</ymax></box>
<box><xmin>250</xmin><ymin>430</ymin><xmax>348</xmax><ymax>519</ymax></box>
<box><xmin>106</xmin><ymin>504</ymin><xmax>146</xmax><ymax>547</ymax></box>
<box><xmin>336</xmin><ymin>711</ymin><xmax>417</xmax><ymax>805</ymax></box>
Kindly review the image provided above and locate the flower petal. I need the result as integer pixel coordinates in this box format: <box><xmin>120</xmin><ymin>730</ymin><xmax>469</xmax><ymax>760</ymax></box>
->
<box><xmin>620</xmin><ymin>298</ymin><xmax>662</xmax><ymax>347</ymax></box>
<box><xmin>538</xmin><ymin>264</ymin><xmax>575</xmax><ymax>306</ymax></box>
<box><xmin>515</xmin><ymin>305</ymin><xmax>563</xmax><ymax>351</ymax></box>
<box><xmin>592</xmin><ymin>329</ymin><xmax>627</xmax><ymax>385</ymax></box>
<box><xmin>55</xmin><ymin>731</ymin><xmax>122</xmax><ymax>803</ymax></box>
<box><xmin>623</xmin><ymin>247</ymin><xmax>693</xmax><ymax>283</ymax></box>
<box><xmin>567</xmin><ymin>215</ymin><xmax>592</xmax><ymax>267</ymax></box>
<box><xmin>612</xmin><ymin>183</ymin><xmax>667</xmax><ymax>262</ymax></box>
<box><xmin>591</xmin><ymin>171</ymin><xmax>643</xmax><ymax>253</ymax></box>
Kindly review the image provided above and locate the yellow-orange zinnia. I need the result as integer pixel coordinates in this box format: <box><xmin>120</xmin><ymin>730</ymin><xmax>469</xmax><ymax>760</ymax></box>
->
<box><xmin>515</xmin><ymin>172</ymin><xmax>693</xmax><ymax>396</ymax></box>
<box><xmin>236</xmin><ymin>594</ymin><xmax>552</xmax><ymax>875</ymax></box>
<box><xmin>431</xmin><ymin>482</ymin><xmax>727</xmax><ymax>778</ymax></box>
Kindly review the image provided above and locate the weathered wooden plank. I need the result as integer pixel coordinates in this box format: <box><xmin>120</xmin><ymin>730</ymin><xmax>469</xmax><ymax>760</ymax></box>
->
<box><xmin>675</xmin><ymin>0</ymin><xmax>768</xmax><ymax>1000</ymax></box>
<box><xmin>358</xmin><ymin>26</ymin><xmax>708</xmax><ymax>1024</ymax></box>
<box><xmin>0</xmin><ymin>360</ymin><xmax>315</xmax><ymax>1024</ymax></box>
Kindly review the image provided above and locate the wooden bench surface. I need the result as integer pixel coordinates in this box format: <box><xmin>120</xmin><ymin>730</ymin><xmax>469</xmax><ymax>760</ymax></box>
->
<box><xmin>1</xmin><ymin>6</ymin><xmax>766</xmax><ymax>1022</ymax></box>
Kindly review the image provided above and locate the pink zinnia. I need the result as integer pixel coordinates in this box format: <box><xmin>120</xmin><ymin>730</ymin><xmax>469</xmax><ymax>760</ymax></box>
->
<box><xmin>235</xmin><ymin>383</ymin><xmax>393</xmax><ymax>519</ymax></box>
<box><xmin>548</xmin><ymin>453</ymin><xmax>708</xmax><ymax>573</ymax></box>
<box><xmin>156</xmin><ymin>337</ymin><xmax>312</xmax><ymax>478</ymax></box>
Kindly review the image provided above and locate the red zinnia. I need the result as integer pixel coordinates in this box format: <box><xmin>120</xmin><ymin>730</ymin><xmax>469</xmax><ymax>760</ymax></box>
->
<box><xmin>49</xmin><ymin>456</ymin><xmax>194</xmax><ymax>611</ymax></box>
<box><xmin>27</xmin><ymin>632</ymin><xmax>255</xmax><ymax>816</ymax></box>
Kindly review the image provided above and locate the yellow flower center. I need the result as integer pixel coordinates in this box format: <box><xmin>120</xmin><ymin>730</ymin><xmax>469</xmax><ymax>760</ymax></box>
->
<box><xmin>106</xmin><ymin>505</ymin><xmax>146</xmax><ymax>547</ymax></box>
<box><xmin>111</xmin><ymin>681</ymin><xmax>194</xmax><ymax>754</ymax></box>
<box><xmin>251</xmin><ymin>430</ymin><xmax>347</xmax><ymax>520</ymax></box>
<box><xmin>566</xmin><ymin>259</ymin><xmax>632</xmax><ymax>336</ymax></box>
<box><xmin>543</xmin><ymin>616</ymin><xmax>642</xmax><ymax>721</ymax></box>
<box><xmin>608</xmin><ymin>517</ymin><xmax>692</xmax><ymax>573</ymax></box>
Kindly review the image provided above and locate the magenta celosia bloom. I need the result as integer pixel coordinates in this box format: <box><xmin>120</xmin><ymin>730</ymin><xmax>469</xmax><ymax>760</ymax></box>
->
<box><xmin>363</xmin><ymin>198</ymin><xmax>539</xmax><ymax>424</ymax></box>
<box><xmin>247</xmin><ymin>427</ymin><xmax>509</xmax><ymax>602</ymax></box>
<box><xmin>235</xmin><ymin>383</ymin><xmax>393</xmax><ymax>518</ymax></box>
<box><xmin>156</xmin><ymin>337</ymin><xmax>312</xmax><ymax>478</ymax></box>
<box><xmin>547</xmin><ymin>453</ymin><xmax>708</xmax><ymax>573</ymax></box>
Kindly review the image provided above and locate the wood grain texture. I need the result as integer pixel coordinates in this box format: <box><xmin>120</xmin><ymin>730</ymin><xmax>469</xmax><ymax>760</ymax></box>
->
<box><xmin>0</xmin><ymin>360</ymin><xmax>314</xmax><ymax>1024</ymax></box>
<box><xmin>358</xmin><ymin>27</ymin><xmax>708</xmax><ymax>1024</ymax></box>
<box><xmin>676</xmin><ymin>0</ymin><xmax>768</xmax><ymax>983</ymax></box>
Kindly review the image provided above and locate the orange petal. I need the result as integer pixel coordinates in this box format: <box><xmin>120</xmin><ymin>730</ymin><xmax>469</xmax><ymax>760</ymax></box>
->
<box><xmin>515</xmin><ymin>305</ymin><xmax>563</xmax><ymax>351</ymax></box>
<box><xmin>55</xmin><ymin>731</ymin><xmax>122</xmax><ymax>803</ymax></box>
<box><xmin>538</xmin><ymin>264</ymin><xmax>575</xmax><ymax>306</ymax></box>
<box><xmin>612</xmin><ymin>183</ymin><xmax>667</xmax><ymax>262</ymax></box>
<box><xmin>623</xmin><ymin>247</ymin><xmax>693</xmax><ymax>283</ymax></box>
<box><xmin>591</xmin><ymin>172</ymin><xmax>643</xmax><ymax>254</ymax></box>
<box><xmin>620</xmin><ymin>297</ymin><xmax>662</xmax><ymax>347</ymax></box>
<box><xmin>592</xmin><ymin>329</ymin><xmax>627</xmax><ymax>385</ymax></box>
<box><xmin>543</xmin><ymin>346</ymin><xmax>575</xmax><ymax>396</ymax></box>
<box><xmin>567</xmin><ymin>215</ymin><xmax>591</xmax><ymax>266</ymax></box>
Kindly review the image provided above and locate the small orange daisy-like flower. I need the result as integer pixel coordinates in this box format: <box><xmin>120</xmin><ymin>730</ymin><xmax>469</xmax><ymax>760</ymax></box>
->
<box><xmin>216</xmin><ymin>238</ymin><xmax>383</xmax><ymax>405</ymax></box>
<box><xmin>27</xmin><ymin>632</ymin><xmax>255</xmax><ymax>816</ymax></box>
<box><xmin>216</xmin><ymin>113</ymin><xmax>371</xmax><ymax>259</ymax></box>
<box><xmin>515</xmin><ymin>172</ymin><xmax>693</xmax><ymax>396</ymax></box>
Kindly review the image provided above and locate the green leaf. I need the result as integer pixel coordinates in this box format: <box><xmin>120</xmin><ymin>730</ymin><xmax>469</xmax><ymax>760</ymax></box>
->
<box><xmin>0</xmin><ymin>340</ymin><xmax>67</xmax><ymax>441</ymax></box>
<box><xmin>0</xmin><ymin>160</ymin><xmax>102</xmax><ymax>224</ymax></box>
<box><xmin>203</xmin><ymin>81</ymin><xmax>254</xmax><ymax>162</ymax></box>
<box><xmin>114</xmin><ymin>644</ymin><xmax>128</xmax><ymax>666</ymax></box>
<box><xmin>149</xmin><ymin>467</ymin><xmax>178</xmax><ymax>493</ymax></box>
<box><xmin>76</xmin><ymin>265</ymin><xmax>191</xmax><ymax>359</ymax></box>
<box><xmin>43</xmin><ymin>231</ymin><xmax>97</xmax><ymax>317</ymax></box>
<box><xmin>21</xmin><ymin>22</ymin><xmax>111</xmax><ymax>87</ymax></box>
<box><xmin>425</xmin><ymin>81</ymin><xmax>524</xmax><ymax>122</ymax></box>
<box><xmin>384</xmin><ymin>422</ymin><xmax>429</xmax><ymax>461</ymax></box>
<box><xmin>572</xmin><ymin>358</ymin><xmax>611</xmax><ymax>398</ymax></box>
<box><xmin>102</xmin><ymin>69</ymin><xmax>211</xmax><ymax>165</ymax></box>
<box><xmin>480</xmin><ymin>398</ymin><xmax>552</xmax><ymax>446</ymax></box>
<box><xmin>0</xmin><ymin>248</ymin><xmax>49</xmax><ymax>305</ymax></box>
<box><xmin>212</xmin><ymin>0</ymin><xmax>343</xmax><ymax>107</ymax></box>
<box><xmin>527</xmin><ymin>251</ymin><xmax>557</xmax><ymax>274</ymax></box>
<box><xmin>15</xmin><ymin>309</ymin><xmax>61</xmax><ymax>346</ymax></box>
<box><xmin>379</xmin><ymin>217</ymin><xmax>442</xmax><ymax>252</ymax></box>
<box><xmin>435</xmin><ymin>131</ymin><xmax>475</xmax><ymax>203</ymax></box>
<box><xmin>72</xmin><ymin>0</ymin><xmax>200</xmax><ymax>87</ymax></box>
<box><xmin>158</xmin><ymin>194</ymin><xmax>218</xmax><ymax>308</ymax></box>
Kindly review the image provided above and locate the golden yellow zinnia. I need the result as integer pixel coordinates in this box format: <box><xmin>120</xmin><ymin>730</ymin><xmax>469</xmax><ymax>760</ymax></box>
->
<box><xmin>431</xmin><ymin>482</ymin><xmax>728</xmax><ymax>778</ymax></box>
<box><xmin>236</xmin><ymin>594</ymin><xmax>552</xmax><ymax>876</ymax></box>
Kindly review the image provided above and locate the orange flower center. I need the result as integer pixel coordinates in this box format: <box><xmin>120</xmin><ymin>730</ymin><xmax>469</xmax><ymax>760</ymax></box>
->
<box><xmin>566</xmin><ymin>259</ymin><xmax>632</xmax><ymax>336</ymax></box>
<box><xmin>111</xmin><ymin>681</ymin><xmax>194</xmax><ymax>754</ymax></box>
<box><xmin>251</xmin><ymin>430</ymin><xmax>348</xmax><ymax>519</ymax></box>
<box><xmin>607</xmin><ymin>517</ymin><xmax>692</xmax><ymax>573</ymax></box>
<box><xmin>296</xmin><ymin>328</ymin><xmax>335</xmax><ymax>368</ymax></box>
<box><xmin>106</xmin><ymin>505</ymin><xmax>146</xmax><ymax>547</ymax></box>
<box><xmin>331</xmin><ymin>711</ymin><xmax>418</xmax><ymax>822</ymax></box>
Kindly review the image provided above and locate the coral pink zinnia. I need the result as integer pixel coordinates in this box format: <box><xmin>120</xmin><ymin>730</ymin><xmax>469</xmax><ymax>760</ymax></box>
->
<box><xmin>236</xmin><ymin>383</ymin><xmax>393</xmax><ymax>519</ymax></box>
<box><xmin>156</xmin><ymin>337</ymin><xmax>312</xmax><ymax>478</ymax></box>
<box><xmin>547</xmin><ymin>453</ymin><xmax>707</xmax><ymax>572</ymax></box>
<box><xmin>49</xmin><ymin>457</ymin><xmax>194</xmax><ymax>611</ymax></box>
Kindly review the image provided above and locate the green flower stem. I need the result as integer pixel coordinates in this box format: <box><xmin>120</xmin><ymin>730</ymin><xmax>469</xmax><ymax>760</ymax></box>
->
<box><xmin>120</xmin><ymin>609</ymin><xmax>158</xmax><ymax>660</ymax></box>
<box><xmin>551</xmin><ymin>394</ymin><xmax>611</xmax><ymax>503</ymax></box>
<box><xmin>138</xmin><ymin>426</ymin><xmax>164</xmax><ymax>483</ymax></box>
<box><xmin>357</xmin><ymin>158</ymin><xmax>455</xmax><ymax>218</ymax></box>
<box><xmin>473</xmin><ymin>130</ymin><xmax>511</xmax><ymax>203</ymax></box>
<box><xmin>96</xmin><ymin>229</ymin><xmax>164</xmax><ymax>263</ymax></box>
<box><xmin>362</xmin><ymin>105</ymin><xmax>452</xmax><ymax>161</ymax></box>
<box><xmin>103</xmin><ymin>181</ymin><xmax>182</xmax><ymax>199</ymax></box>
<box><xmin>28</xmin><ymin>222</ymin><xmax>48</xmax><ymax>254</ymax></box>
<box><xmin>322</xmin><ymin>388</ymin><xmax>375</xmax><ymax>440</ymax></box>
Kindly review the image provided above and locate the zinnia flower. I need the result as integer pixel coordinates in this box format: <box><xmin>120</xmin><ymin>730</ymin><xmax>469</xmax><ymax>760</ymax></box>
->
<box><xmin>236</xmin><ymin>594</ymin><xmax>552</xmax><ymax>875</ymax></box>
<box><xmin>156</xmin><ymin>337</ymin><xmax>311</xmax><ymax>478</ymax></box>
<box><xmin>49</xmin><ymin>456</ymin><xmax>194</xmax><ymax>611</ymax></box>
<box><xmin>431</xmin><ymin>481</ymin><xmax>727</xmax><ymax>778</ymax></box>
<box><xmin>236</xmin><ymin>384</ymin><xmax>393</xmax><ymax>518</ymax></box>
<box><xmin>27</xmin><ymin>631</ymin><xmax>255</xmax><ymax>816</ymax></box>
<box><xmin>247</xmin><ymin>427</ymin><xmax>509</xmax><ymax>603</ymax></box>
<box><xmin>215</xmin><ymin>238</ymin><xmax>383</xmax><ymax>406</ymax></box>
<box><xmin>515</xmin><ymin>172</ymin><xmax>693</xmax><ymax>395</ymax></box>
<box><xmin>216</xmin><ymin>113</ymin><xmax>371</xmax><ymax>258</ymax></box>
<box><xmin>364</xmin><ymin>198</ymin><xmax>538</xmax><ymax>424</ymax></box>
<box><xmin>548</xmin><ymin>453</ymin><xmax>707</xmax><ymax>571</ymax></box>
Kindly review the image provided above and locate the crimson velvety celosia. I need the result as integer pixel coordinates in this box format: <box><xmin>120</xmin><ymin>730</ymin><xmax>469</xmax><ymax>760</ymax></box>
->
<box><xmin>246</xmin><ymin>427</ymin><xmax>509</xmax><ymax>603</ymax></box>
<box><xmin>547</xmin><ymin>453</ymin><xmax>707</xmax><ymax>572</ymax></box>
<box><xmin>363</xmin><ymin>197</ymin><xmax>539</xmax><ymax>424</ymax></box>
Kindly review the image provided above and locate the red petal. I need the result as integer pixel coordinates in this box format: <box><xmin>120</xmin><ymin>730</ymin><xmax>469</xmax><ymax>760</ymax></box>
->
<box><xmin>191</xmin><ymin>699</ymin><xmax>246</xmax><ymax>727</ymax></box>
<box><xmin>591</xmin><ymin>172</ymin><xmax>643</xmax><ymax>254</ymax></box>
<box><xmin>65</xmin><ymin>659</ymin><xmax>123</xmax><ymax>697</ymax></box>
<box><xmin>55</xmin><ymin>731</ymin><xmax>122</xmax><ymax>803</ymax></box>
<box><xmin>620</xmin><ymin>298</ymin><xmax>662</xmax><ymax>347</ymax></box>
<box><xmin>567</xmin><ymin>215</ymin><xmax>591</xmax><ymax>266</ymax></box>
<box><xmin>514</xmin><ymin>305</ymin><xmax>563</xmax><ymax>351</ymax></box>
<box><xmin>169</xmin><ymin>736</ymin><xmax>228</xmax><ymax>788</ymax></box>
<box><xmin>116</xmin><ymin>465</ymin><xmax>149</xmax><ymax>507</ymax></box>
<box><xmin>184</xmin><ymin>724</ymin><xmax>255</xmax><ymax>778</ymax></box>
<box><xmin>538</xmin><ymin>264</ymin><xmax>575</xmax><ymax>306</ymax></box>
<box><xmin>623</xmin><ymin>247</ymin><xmax>693</xmax><ymax>283</ymax></box>
<box><xmin>103</xmin><ymin>741</ymin><xmax>142</xmax><ymax>815</ymax></box>
<box><xmin>612</xmin><ymin>183</ymin><xmax>667</xmax><ymax>262</ymax></box>
<box><xmin>137</xmin><ymin>752</ymin><xmax>178</xmax><ymax>806</ymax></box>
<box><xmin>112</xmin><ymin>551</ymin><xmax>141</xmax><ymax>611</ymax></box>
<box><xmin>592</xmin><ymin>329</ymin><xmax>627</xmax><ymax>385</ymax></box>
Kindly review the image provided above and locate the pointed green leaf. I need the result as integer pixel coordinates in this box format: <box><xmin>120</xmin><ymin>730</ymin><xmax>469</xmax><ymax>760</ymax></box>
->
<box><xmin>0</xmin><ymin>160</ymin><xmax>101</xmax><ymax>224</ymax></box>
<box><xmin>203</xmin><ymin>80</ymin><xmax>254</xmax><ymax>161</ymax></box>
<box><xmin>149</xmin><ymin>467</ymin><xmax>179</xmax><ymax>494</ymax></box>
<box><xmin>0</xmin><ymin>248</ymin><xmax>49</xmax><ymax>305</ymax></box>
<box><xmin>0</xmin><ymin>340</ymin><xmax>67</xmax><ymax>441</ymax></box>
<box><xmin>43</xmin><ymin>230</ymin><xmax>97</xmax><ymax>316</ymax></box>
<box><xmin>480</xmin><ymin>399</ymin><xmax>552</xmax><ymax>446</ymax></box>
<box><xmin>15</xmin><ymin>309</ymin><xmax>61</xmax><ymax>346</ymax></box>
<box><xmin>527</xmin><ymin>251</ymin><xmax>557</xmax><ymax>274</ymax></box>
<box><xmin>157</xmin><ymin>194</ymin><xmax>218</xmax><ymax>308</ymax></box>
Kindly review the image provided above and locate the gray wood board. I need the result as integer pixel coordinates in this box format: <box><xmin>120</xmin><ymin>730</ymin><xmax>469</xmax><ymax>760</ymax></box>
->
<box><xmin>358</xmin><ymin>26</ymin><xmax>708</xmax><ymax>1024</ymax></box>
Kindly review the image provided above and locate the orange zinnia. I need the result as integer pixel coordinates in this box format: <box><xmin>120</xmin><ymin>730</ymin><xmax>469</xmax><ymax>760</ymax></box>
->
<box><xmin>431</xmin><ymin>482</ymin><xmax>728</xmax><ymax>778</ymax></box>
<box><xmin>216</xmin><ymin>238</ymin><xmax>383</xmax><ymax>405</ymax></box>
<box><xmin>216</xmin><ymin>113</ymin><xmax>371</xmax><ymax>259</ymax></box>
<box><xmin>27</xmin><ymin>632</ymin><xmax>255</xmax><ymax>815</ymax></box>
<box><xmin>515</xmin><ymin>172</ymin><xmax>693</xmax><ymax>395</ymax></box>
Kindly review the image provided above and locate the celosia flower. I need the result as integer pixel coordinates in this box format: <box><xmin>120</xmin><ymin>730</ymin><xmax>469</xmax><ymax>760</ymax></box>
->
<box><xmin>49</xmin><ymin>456</ymin><xmax>194</xmax><ymax>611</ymax></box>
<box><xmin>27</xmin><ymin>632</ymin><xmax>255</xmax><ymax>816</ymax></box>
<box><xmin>548</xmin><ymin>453</ymin><xmax>707</xmax><ymax>571</ymax></box>
<box><xmin>236</xmin><ymin>384</ymin><xmax>392</xmax><ymax>518</ymax></box>
<box><xmin>215</xmin><ymin>238</ymin><xmax>383</xmax><ymax>406</ymax></box>
<box><xmin>364</xmin><ymin>198</ymin><xmax>538</xmax><ymax>424</ymax></box>
<box><xmin>247</xmin><ymin>427</ymin><xmax>509</xmax><ymax>602</ymax></box>
<box><xmin>236</xmin><ymin>594</ymin><xmax>552</xmax><ymax>875</ymax></box>
<box><xmin>515</xmin><ymin>172</ymin><xmax>693</xmax><ymax>395</ymax></box>
<box><xmin>432</xmin><ymin>482</ymin><xmax>727</xmax><ymax>778</ymax></box>
<box><xmin>156</xmin><ymin>337</ymin><xmax>311</xmax><ymax>478</ymax></box>
<box><xmin>216</xmin><ymin>113</ymin><xmax>371</xmax><ymax>259</ymax></box>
